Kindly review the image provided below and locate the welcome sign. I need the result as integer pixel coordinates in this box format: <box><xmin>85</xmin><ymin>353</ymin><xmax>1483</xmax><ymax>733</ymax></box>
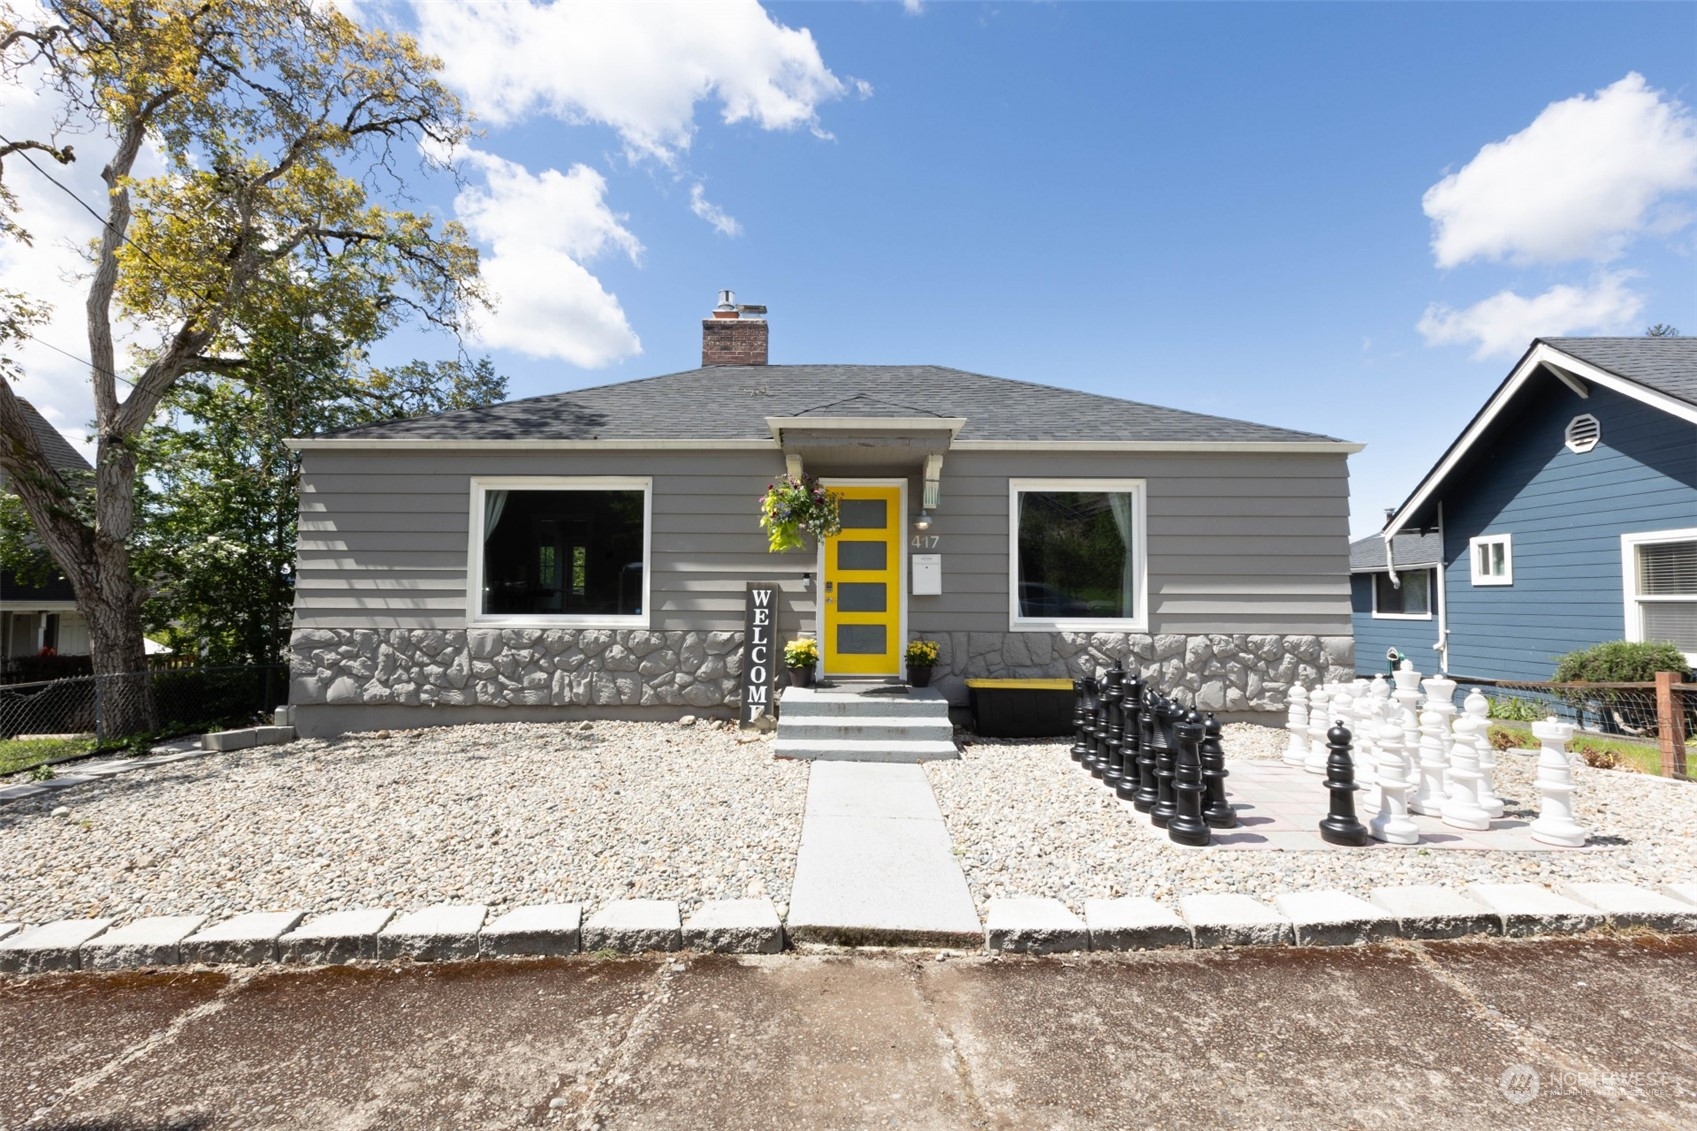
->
<box><xmin>739</xmin><ymin>581</ymin><xmax>780</xmax><ymax>726</ymax></box>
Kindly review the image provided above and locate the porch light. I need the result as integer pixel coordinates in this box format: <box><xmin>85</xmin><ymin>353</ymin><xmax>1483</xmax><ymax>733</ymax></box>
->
<box><xmin>913</xmin><ymin>510</ymin><xmax>933</xmax><ymax>532</ymax></box>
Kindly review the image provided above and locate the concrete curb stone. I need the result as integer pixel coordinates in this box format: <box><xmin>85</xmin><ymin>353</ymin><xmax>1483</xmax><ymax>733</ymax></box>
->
<box><xmin>1368</xmin><ymin>886</ymin><xmax>1500</xmax><ymax>939</ymax></box>
<box><xmin>985</xmin><ymin>897</ymin><xmax>1089</xmax><ymax>954</ymax></box>
<box><xmin>201</xmin><ymin>729</ymin><xmax>258</xmax><ymax>752</ymax></box>
<box><xmin>583</xmin><ymin>900</ymin><xmax>682</xmax><ymax>953</ymax></box>
<box><xmin>0</xmin><ymin>918</ymin><xmax>116</xmax><ymax>972</ymax></box>
<box><xmin>181</xmin><ymin>911</ymin><xmax>305</xmax><ymax>966</ymax></box>
<box><xmin>0</xmin><ymin>923</ymin><xmax>20</xmax><ymax>944</ymax></box>
<box><xmin>1084</xmin><ymin>897</ymin><xmax>1192</xmax><ymax>950</ymax></box>
<box><xmin>253</xmin><ymin>725</ymin><xmax>296</xmax><ymax>745</ymax></box>
<box><xmin>683</xmin><ymin>899</ymin><xmax>785</xmax><ymax>954</ymax></box>
<box><xmin>1464</xmin><ymin>883</ymin><xmax>1605</xmax><ymax>937</ymax></box>
<box><xmin>1275</xmin><ymin>891</ymin><xmax>1400</xmax><ymax>946</ymax></box>
<box><xmin>376</xmin><ymin>904</ymin><xmax>487</xmax><ymax>961</ymax></box>
<box><xmin>1179</xmin><ymin>894</ymin><xmax>1292</xmax><ymax>948</ymax></box>
<box><xmin>81</xmin><ymin>915</ymin><xmax>208</xmax><ymax>969</ymax></box>
<box><xmin>278</xmin><ymin>909</ymin><xmax>394</xmax><ymax>964</ymax></box>
<box><xmin>1660</xmin><ymin>883</ymin><xmax>1697</xmax><ymax>909</ymax></box>
<box><xmin>479</xmin><ymin>904</ymin><xmax>582</xmax><ymax>957</ymax></box>
<box><xmin>1558</xmin><ymin>883</ymin><xmax>1697</xmax><ymax>932</ymax></box>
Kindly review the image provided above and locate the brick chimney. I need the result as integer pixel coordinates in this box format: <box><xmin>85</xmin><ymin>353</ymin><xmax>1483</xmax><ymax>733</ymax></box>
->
<box><xmin>701</xmin><ymin>289</ymin><xmax>768</xmax><ymax>366</ymax></box>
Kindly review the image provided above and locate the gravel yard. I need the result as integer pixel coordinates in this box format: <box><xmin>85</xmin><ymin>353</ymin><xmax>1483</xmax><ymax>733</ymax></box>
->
<box><xmin>0</xmin><ymin>721</ymin><xmax>807</xmax><ymax>926</ymax></box>
<box><xmin>926</xmin><ymin>723</ymin><xmax>1697</xmax><ymax>915</ymax></box>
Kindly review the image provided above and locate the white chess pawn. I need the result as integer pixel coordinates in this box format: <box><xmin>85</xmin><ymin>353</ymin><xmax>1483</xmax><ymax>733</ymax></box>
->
<box><xmin>1284</xmin><ymin>684</ymin><xmax>1310</xmax><ymax>767</ymax></box>
<box><xmin>1463</xmin><ymin>689</ymin><xmax>1505</xmax><ymax>818</ymax></box>
<box><xmin>1368</xmin><ymin>717</ymin><xmax>1420</xmax><ymax>844</ymax></box>
<box><xmin>1305</xmin><ymin>685</ymin><xmax>1333</xmax><ymax>774</ymax></box>
<box><xmin>1529</xmin><ymin>716</ymin><xmax>1589</xmax><ymax>847</ymax></box>
<box><xmin>1411</xmin><ymin>703</ymin><xmax>1449</xmax><ymax>815</ymax></box>
<box><xmin>1316</xmin><ymin>689</ymin><xmax>1355</xmax><ymax>777</ymax></box>
<box><xmin>1442</xmin><ymin>707</ymin><xmax>1492</xmax><ymax>830</ymax></box>
<box><xmin>1355</xmin><ymin>686</ymin><xmax>1385</xmax><ymax>787</ymax></box>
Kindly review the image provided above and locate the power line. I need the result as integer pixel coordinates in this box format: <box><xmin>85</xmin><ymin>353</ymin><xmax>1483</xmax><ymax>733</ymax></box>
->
<box><xmin>17</xmin><ymin>328</ymin><xmax>137</xmax><ymax>389</ymax></box>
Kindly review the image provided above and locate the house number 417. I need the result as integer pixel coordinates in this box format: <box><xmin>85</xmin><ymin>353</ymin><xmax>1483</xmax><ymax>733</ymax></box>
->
<box><xmin>910</xmin><ymin>534</ymin><xmax>940</xmax><ymax>549</ymax></box>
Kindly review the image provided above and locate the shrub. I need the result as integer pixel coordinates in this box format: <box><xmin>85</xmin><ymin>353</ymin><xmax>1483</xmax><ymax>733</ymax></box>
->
<box><xmin>1574</xmin><ymin>742</ymin><xmax>1632</xmax><ymax>772</ymax></box>
<box><xmin>1553</xmin><ymin>640</ymin><xmax>1690</xmax><ymax>683</ymax></box>
<box><xmin>1487</xmin><ymin>695</ymin><xmax>1545</xmax><ymax>723</ymax></box>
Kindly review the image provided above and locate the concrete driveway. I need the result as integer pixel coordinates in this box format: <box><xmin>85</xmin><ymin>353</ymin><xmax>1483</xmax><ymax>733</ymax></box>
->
<box><xmin>3</xmin><ymin>936</ymin><xmax>1694</xmax><ymax>1130</ymax></box>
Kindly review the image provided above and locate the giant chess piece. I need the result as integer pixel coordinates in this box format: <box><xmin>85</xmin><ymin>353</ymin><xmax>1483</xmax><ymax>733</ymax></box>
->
<box><xmin>1305</xmin><ymin>687</ymin><xmax>1336</xmax><ymax>775</ymax></box>
<box><xmin>1305</xmin><ymin>685</ymin><xmax>1334</xmax><ymax>774</ymax></box>
<box><xmin>1529</xmin><ymin>716</ymin><xmax>1589</xmax><ymax>847</ymax></box>
<box><xmin>1199</xmin><ymin>712</ymin><xmax>1237</xmax><ymax>829</ymax></box>
<box><xmin>1074</xmin><ymin>677</ymin><xmax>1099</xmax><ymax>764</ymax></box>
<box><xmin>1284</xmin><ymin>684</ymin><xmax>1310</xmax><ymax>768</ymax></box>
<box><xmin>1392</xmin><ymin>661</ymin><xmax>1424</xmax><ymax>800</ymax></box>
<box><xmin>1319</xmin><ymin>721</ymin><xmax>1369</xmax><ymax>846</ymax></box>
<box><xmin>1114</xmin><ymin>670</ymin><xmax>1146</xmax><ymax>802</ymax></box>
<box><xmin>1133</xmin><ymin>685</ymin><xmax>1162</xmax><ymax>813</ymax></box>
<box><xmin>1368</xmin><ymin>716</ymin><xmax>1420</xmax><ymax>845</ymax></box>
<box><xmin>1092</xmin><ymin>665</ymin><xmax>1124</xmax><ymax>780</ymax></box>
<box><xmin>1070</xmin><ymin>678</ymin><xmax>1092</xmax><ymax>763</ymax></box>
<box><xmin>1151</xmin><ymin>695</ymin><xmax>1182</xmax><ymax>828</ymax></box>
<box><xmin>1441</xmin><ymin>706</ymin><xmax>1492</xmax><ymax>830</ymax></box>
<box><xmin>1168</xmin><ymin>706</ymin><xmax>1211</xmax><ymax>846</ymax></box>
<box><xmin>1463</xmin><ymin>688</ymin><xmax>1505</xmax><ymax>818</ymax></box>
<box><xmin>1413</xmin><ymin>674</ymin><xmax>1457</xmax><ymax>815</ymax></box>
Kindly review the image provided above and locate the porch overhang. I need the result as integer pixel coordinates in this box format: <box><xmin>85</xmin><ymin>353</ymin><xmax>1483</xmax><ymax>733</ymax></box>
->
<box><xmin>764</xmin><ymin>415</ymin><xmax>964</xmax><ymax>471</ymax></box>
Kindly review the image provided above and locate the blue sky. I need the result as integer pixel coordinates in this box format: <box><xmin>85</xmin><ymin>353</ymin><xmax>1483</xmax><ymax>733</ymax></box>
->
<box><xmin>10</xmin><ymin>2</ymin><xmax>1696</xmax><ymax>537</ymax></box>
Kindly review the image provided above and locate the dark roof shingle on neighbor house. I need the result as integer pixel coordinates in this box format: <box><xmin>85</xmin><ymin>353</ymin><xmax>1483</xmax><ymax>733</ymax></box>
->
<box><xmin>11</xmin><ymin>399</ymin><xmax>92</xmax><ymax>473</ymax></box>
<box><xmin>1349</xmin><ymin>532</ymin><xmax>1441</xmax><ymax>572</ymax></box>
<box><xmin>1542</xmin><ymin>336</ymin><xmax>1697</xmax><ymax>407</ymax></box>
<box><xmin>316</xmin><ymin>365</ymin><xmax>1343</xmax><ymax>444</ymax></box>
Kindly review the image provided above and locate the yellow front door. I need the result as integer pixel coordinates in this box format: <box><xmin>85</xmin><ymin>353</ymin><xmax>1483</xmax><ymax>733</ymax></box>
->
<box><xmin>823</xmin><ymin>485</ymin><xmax>902</xmax><ymax>676</ymax></box>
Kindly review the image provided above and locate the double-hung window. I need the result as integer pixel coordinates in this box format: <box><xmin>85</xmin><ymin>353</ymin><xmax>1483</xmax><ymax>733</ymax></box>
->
<box><xmin>1622</xmin><ymin>530</ymin><xmax>1697</xmax><ymax>664</ymax></box>
<box><xmin>1009</xmin><ymin>479</ymin><xmax>1147</xmax><ymax>632</ymax></box>
<box><xmin>1373</xmin><ymin>568</ymin><xmax>1434</xmax><ymax>619</ymax></box>
<box><xmin>469</xmin><ymin>477</ymin><xmax>650</xmax><ymax>626</ymax></box>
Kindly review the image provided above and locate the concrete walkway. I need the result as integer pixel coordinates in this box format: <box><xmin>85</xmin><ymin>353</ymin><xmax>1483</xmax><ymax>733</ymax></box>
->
<box><xmin>5</xmin><ymin>938</ymin><xmax>1695</xmax><ymax>1129</ymax></box>
<box><xmin>785</xmin><ymin>762</ymin><xmax>981</xmax><ymax>945</ymax></box>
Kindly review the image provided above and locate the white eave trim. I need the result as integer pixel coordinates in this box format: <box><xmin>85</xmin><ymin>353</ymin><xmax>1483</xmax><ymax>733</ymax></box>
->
<box><xmin>765</xmin><ymin>416</ymin><xmax>967</xmax><ymax>443</ymax></box>
<box><xmin>951</xmin><ymin>439</ymin><xmax>1364</xmax><ymax>453</ymax></box>
<box><xmin>1385</xmin><ymin>342</ymin><xmax>1697</xmax><ymax>539</ymax></box>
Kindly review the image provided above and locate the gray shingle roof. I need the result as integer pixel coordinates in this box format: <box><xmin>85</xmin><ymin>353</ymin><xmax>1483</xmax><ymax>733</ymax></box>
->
<box><xmin>15</xmin><ymin>399</ymin><xmax>92</xmax><ymax>472</ymax></box>
<box><xmin>1542</xmin><ymin>337</ymin><xmax>1697</xmax><ymax>406</ymax></box>
<box><xmin>1350</xmin><ymin>532</ymin><xmax>1441</xmax><ymax>572</ymax></box>
<box><xmin>318</xmin><ymin>365</ymin><xmax>1341</xmax><ymax>444</ymax></box>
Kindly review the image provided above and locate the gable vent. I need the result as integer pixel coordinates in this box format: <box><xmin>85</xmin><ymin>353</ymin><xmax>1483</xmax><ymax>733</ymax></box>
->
<box><xmin>1565</xmin><ymin>413</ymin><xmax>1600</xmax><ymax>454</ymax></box>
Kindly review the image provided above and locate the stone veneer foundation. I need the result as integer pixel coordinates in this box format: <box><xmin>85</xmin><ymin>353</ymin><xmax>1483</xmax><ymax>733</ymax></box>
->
<box><xmin>289</xmin><ymin>628</ymin><xmax>1353</xmax><ymax>717</ymax></box>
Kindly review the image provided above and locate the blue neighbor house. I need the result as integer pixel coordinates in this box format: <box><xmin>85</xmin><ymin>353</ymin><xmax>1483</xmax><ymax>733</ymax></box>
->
<box><xmin>1365</xmin><ymin>337</ymin><xmax>1697</xmax><ymax>683</ymax></box>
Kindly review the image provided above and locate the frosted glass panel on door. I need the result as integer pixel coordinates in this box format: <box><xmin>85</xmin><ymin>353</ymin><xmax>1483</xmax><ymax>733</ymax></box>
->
<box><xmin>837</xmin><ymin>624</ymin><xmax>886</xmax><ymax>655</ymax></box>
<box><xmin>837</xmin><ymin>582</ymin><xmax>887</xmax><ymax>612</ymax></box>
<box><xmin>837</xmin><ymin>541</ymin><xmax>888</xmax><ymax>571</ymax></box>
<box><xmin>839</xmin><ymin>498</ymin><xmax>888</xmax><ymax>529</ymax></box>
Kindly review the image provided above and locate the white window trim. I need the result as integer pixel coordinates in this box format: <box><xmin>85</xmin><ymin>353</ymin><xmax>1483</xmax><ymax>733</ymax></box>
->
<box><xmin>1370</xmin><ymin>567</ymin><xmax>1435</xmax><ymax>621</ymax></box>
<box><xmin>1621</xmin><ymin>527</ymin><xmax>1697</xmax><ymax>666</ymax></box>
<box><xmin>1469</xmin><ymin>534</ymin><xmax>1513</xmax><ymax>586</ymax></box>
<box><xmin>1008</xmin><ymin>478</ymin><xmax>1148</xmax><ymax>633</ymax></box>
<box><xmin>466</xmin><ymin>476</ymin><xmax>653</xmax><ymax>628</ymax></box>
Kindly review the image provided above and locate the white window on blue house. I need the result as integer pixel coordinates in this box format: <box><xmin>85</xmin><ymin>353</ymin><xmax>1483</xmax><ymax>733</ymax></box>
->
<box><xmin>1373</xmin><ymin>568</ymin><xmax>1434</xmax><ymax>619</ymax></box>
<box><xmin>1622</xmin><ymin>530</ymin><xmax>1697</xmax><ymax>664</ymax></box>
<box><xmin>1469</xmin><ymin>534</ymin><xmax>1512</xmax><ymax>586</ymax></box>
<box><xmin>1008</xmin><ymin>479</ymin><xmax>1147</xmax><ymax>632</ymax></box>
<box><xmin>469</xmin><ymin>477</ymin><xmax>651</xmax><ymax>627</ymax></box>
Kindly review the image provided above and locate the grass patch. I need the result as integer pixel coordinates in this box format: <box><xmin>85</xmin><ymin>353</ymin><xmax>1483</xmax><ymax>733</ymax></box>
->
<box><xmin>0</xmin><ymin>734</ymin><xmax>97</xmax><ymax>776</ymax></box>
<box><xmin>1488</xmin><ymin>723</ymin><xmax>1681</xmax><ymax>777</ymax></box>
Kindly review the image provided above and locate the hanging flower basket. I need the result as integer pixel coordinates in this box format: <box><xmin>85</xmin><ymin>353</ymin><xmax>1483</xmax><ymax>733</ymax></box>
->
<box><xmin>758</xmin><ymin>473</ymin><xmax>843</xmax><ymax>553</ymax></box>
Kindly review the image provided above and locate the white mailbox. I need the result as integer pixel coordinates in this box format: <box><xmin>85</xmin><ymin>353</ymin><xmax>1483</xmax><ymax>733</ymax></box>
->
<box><xmin>911</xmin><ymin>553</ymin><xmax>942</xmax><ymax>595</ymax></box>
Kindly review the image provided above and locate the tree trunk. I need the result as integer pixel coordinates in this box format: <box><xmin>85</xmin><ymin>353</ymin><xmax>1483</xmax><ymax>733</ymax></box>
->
<box><xmin>81</xmin><ymin>437</ymin><xmax>153</xmax><ymax>738</ymax></box>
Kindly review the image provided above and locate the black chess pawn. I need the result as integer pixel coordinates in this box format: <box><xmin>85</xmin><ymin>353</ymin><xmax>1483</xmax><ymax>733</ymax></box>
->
<box><xmin>1319</xmin><ymin>720</ymin><xmax>1370</xmax><ymax>847</ymax></box>
<box><xmin>1168</xmin><ymin>705</ymin><xmax>1211</xmax><ymax>846</ymax></box>
<box><xmin>1133</xmin><ymin>685</ymin><xmax>1161</xmax><ymax>813</ymax></box>
<box><xmin>1151</xmin><ymin>695</ymin><xmax>1182</xmax><ymax>828</ymax></box>
<box><xmin>1070</xmin><ymin>678</ymin><xmax>1092</xmax><ymax>762</ymax></box>
<box><xmin>1114</xmin><ymin>671</ymin><xmax>1145</xmax><ymax>801</ymax></box>
<box><xmin>1199</xmin><ymin>712</ymin><xmax>1237</xmax><ymax>829</ymax></box>
<box><xmin>1073</xmin><ymin>677</ymin><xmax>1099</xmax><ymax>764</ymax></box>
<box><xmin>1091</xmin><ymin>665</ymin><xmax>1123</xmax><ymax>780</ymax></box>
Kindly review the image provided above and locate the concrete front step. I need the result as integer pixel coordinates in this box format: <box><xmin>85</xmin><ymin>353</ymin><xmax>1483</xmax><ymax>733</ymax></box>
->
<box><xmin>776</xmin><ymin>716</ymin><xmax>955</xmax><ymax>743</ymax></box>
<box><xmin>778</xmin><ymin>686</ymin><xmax>950</xmax><ymax>719</ymax></box>
<box><xmin>774</xmin><ymin>737</ymin><xmax>960</xmax><ymax>762</ymax></box>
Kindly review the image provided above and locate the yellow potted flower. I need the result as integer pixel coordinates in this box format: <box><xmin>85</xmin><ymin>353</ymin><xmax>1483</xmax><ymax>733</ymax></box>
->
<box><xmin>784</xmin><ymin>636</ymin><xmax>820</xmax><ymax>687</ymax></box>
<box><xmin>905</xmin><ymin>639</ymin><xmax>941</xmax><ymax>688</ymax></box>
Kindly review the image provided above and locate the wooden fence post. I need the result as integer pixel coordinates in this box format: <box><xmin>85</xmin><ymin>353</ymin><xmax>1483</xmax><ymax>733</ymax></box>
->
<box><xmin>1655</xmin><ymin>671</ymin><xmax>1687</xmax><ymax>780</ymax></box>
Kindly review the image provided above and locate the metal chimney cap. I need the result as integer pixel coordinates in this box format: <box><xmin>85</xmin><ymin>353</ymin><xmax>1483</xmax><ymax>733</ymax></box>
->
<box><xmin>715</xmin><ymin>289</ymin><xmax>736</xmax><ymax>311</ymax></box>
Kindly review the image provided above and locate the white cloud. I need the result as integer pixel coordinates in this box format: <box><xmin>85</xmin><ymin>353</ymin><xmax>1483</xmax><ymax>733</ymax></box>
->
<box><xmin>453</xmin><ymin>152</ymin><xmax>644</xmax><ymax>367</ymax></box>
<box><xmin>688</xmin><ymin>184</ymin><xmax>743</xmax><ymax>237</ymax></box>
<box><xmin>1423</xmin><ymin>73</ymin><xmax>1697</xmax><ymax>268</ymax></box>
<box><xmin>413</xmin><ymin>0</ymin><xmax>862</xmax><ymax>164</ymax></box>
<box><xmin>901</xmin><ymin>0</ymin><xmax>924</xmax><ymax>13</ymax></box>
<box><xmin>1416</xmin><ymin>271</ymin><xmax>1645</xmax><ymax>359</ymax></box>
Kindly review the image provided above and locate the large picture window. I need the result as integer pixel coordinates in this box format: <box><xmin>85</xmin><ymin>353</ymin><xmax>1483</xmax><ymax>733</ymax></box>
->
<box><xmin>470</xmin><ymin>478</ymin><xmax>650</xmax><ymax>625</ymax></box>
<box><xmin>1009</xmin><ymin>479</ymin><xmax>1146</xmax><ymax>631</ymax></box>
<box><xmin>1622</xmin><ymin>529</ymin><xmax>1697</xmax><ymax>664</ymax></box>
<box><xmin>1373</xmin><ymin>568</ymin><xmax>1434</xmax><ymax>619</ymax></box>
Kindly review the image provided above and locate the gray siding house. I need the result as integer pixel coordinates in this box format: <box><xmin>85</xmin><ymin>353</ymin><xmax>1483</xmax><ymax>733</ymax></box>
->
<box><xmin>286</xmin><ymin>300</ymin><xmax>1360</xmax><ymax>735</ymax></box>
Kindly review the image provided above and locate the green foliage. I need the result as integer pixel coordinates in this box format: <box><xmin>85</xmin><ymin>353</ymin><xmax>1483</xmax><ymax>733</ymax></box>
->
<box><xmin>783</xmin><ymin>638</ymin><xmax>819</xmax><ymax>668</ymax></box>
<box><xmin>1486</xmin><ymin>695</ymin><xmax>1546</xmax><ymax>723</ymax></box>
<box><xmin>758</xmin><ymin>474</ymin><xmax>842</xmax><ymax>553</ymax></box>
<box><xmin>0</xmin><ymin>736</ymin><xmax>90</xmax><ymax>776</ymax></box>
<box><xmin>1552</xmin><ymin>640</ymin><xmax>1690</xmax><ymax>683</ymax></box>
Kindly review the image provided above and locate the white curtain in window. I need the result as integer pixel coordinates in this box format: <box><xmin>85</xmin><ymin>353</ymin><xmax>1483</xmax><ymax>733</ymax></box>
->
<box><xmin>483</xmin><ymin>489</ymin><xmax>508</xmax><ymax>540</ymax></box>
<box><xmin>1107</xmin><ymin>492</ymin><xmax>1135</xmax><ymax>617</ymax></box>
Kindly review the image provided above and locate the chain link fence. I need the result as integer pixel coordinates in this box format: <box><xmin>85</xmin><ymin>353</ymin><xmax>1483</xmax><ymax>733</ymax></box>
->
<box><xmin>0</xmin><ymin>665</ymin><xmax>286</xmax><ymax>744</ymax></box>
